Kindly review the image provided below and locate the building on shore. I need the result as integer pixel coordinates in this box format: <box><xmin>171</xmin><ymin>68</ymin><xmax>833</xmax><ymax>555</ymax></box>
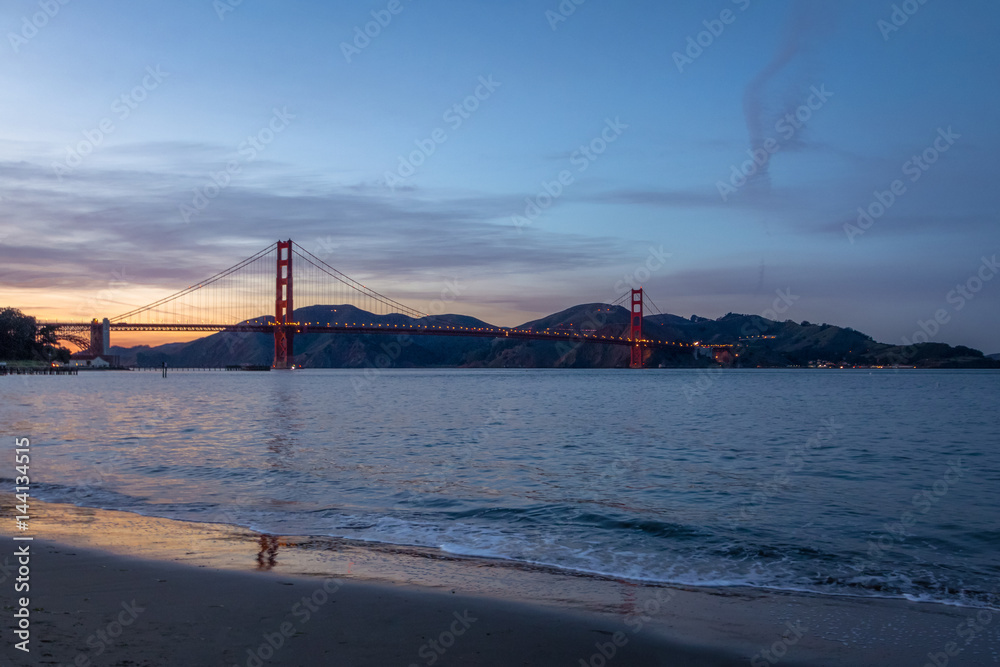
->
<box><xmin>65</xmin><ymin>352</ymin><xmax>117</xmax><ymax>368</ymax></box>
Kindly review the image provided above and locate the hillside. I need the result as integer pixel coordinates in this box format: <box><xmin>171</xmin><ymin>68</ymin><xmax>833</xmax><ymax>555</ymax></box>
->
<box><xmin>109</xmin><ymin>305</ymin><xmax>1000</xmax><ymax>370</ymax></box>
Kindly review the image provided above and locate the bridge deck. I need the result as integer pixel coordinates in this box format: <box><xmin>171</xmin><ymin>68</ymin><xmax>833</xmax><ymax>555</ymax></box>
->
<box><xmin>41</xmin><ymin>322</ymin><xmax>725</xmax><ymax>350</ymax></box>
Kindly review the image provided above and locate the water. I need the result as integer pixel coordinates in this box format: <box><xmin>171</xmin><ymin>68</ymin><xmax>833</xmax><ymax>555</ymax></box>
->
<box><xmin>3</xmin><ymin>368</ymin><xmax>998</xmax><ymax>609</ymax></box>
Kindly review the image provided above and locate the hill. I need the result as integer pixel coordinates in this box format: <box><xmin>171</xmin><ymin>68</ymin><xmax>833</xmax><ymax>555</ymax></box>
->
<box><xmin>109</xmin><ymin>305</ymin><xmax>1000</xmax><ymax>370</ymax></box>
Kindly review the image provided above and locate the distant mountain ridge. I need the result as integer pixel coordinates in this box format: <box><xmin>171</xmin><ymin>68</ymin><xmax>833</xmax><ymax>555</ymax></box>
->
<box><xmin>109</xmin><ymin>304</ymin><xmax>1000</xmax><ymax>369</ymax></box>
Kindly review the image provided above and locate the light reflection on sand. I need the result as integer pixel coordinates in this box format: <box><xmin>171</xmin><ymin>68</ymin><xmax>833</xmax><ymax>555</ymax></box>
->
<box><xmin>20</xmin><ymin>498</ymin><xmax>674</xmax><ymax>618</ymax></box>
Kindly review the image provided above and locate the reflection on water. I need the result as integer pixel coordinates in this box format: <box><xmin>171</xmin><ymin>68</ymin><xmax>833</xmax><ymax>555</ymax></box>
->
<box><xmin>256</xmin><ymin>534</ymin><xmax>282</xmax><ymax>570</ymax></box>
<box><xmin>265</xmin><ymin>375</ymin><xmax>300</xmax><ymax>466</ymax></box>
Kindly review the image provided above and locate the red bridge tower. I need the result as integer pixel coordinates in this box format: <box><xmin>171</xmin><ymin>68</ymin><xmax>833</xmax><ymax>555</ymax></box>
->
<box><xmin>630</xmin><ymin>288</ymin><xmax>643</xmax><ymax>369</ymax></box>
<box><xmin>274</xmin><ymin>240</ymin><xmax>294</xmax><ymax>369</ymax></box>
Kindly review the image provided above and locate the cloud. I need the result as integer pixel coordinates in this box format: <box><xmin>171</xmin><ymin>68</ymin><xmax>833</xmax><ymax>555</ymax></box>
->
<box><xmin>810</xmin><ymin>213</ymin><xmax>997</xmax><ymax>239</ymax></box>
<box><xmin>584</xmin><ymin>187</ymin><xmax>728</xmax><ymax>209</ymax></box>
<box><xmin>0</xmin><ymin>147</ymin><xmax>630</xmax><ymax>300</ymax></box>
<box><xmin>581</xmin><ymin>184</ymin><xmax>817</xmax><ymax>219</ymax></box>
<box><xmin>742</xmin><ymin>0</ymin><xmax>836</xmax><ymax>188</ymax></box>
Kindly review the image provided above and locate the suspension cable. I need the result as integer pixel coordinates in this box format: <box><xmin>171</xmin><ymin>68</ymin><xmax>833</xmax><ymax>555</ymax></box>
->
<box><xmin>643</xmin><ymin>292</ymin><xmax>664</xmax><ymax>317</ymax></box>
<box><xmin>292</xmin><ymin>244</ymin><xmax>427</xmax><ymax>319</ymax></box>
<box><xmin>110</xmin><ymin>243</ymin><xmax>275</xmax><ymax>322</ymax></box>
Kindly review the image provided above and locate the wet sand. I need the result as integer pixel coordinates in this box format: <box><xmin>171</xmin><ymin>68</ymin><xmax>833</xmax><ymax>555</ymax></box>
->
<box><xmin>1</xmin><ymin>501</ymin><xmax>996</xmax><ymax>666</ymax></box>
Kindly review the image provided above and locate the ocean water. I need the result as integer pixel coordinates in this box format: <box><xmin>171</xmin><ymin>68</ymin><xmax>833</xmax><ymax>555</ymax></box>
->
<box><xmin>2</xmin><ymin>368</ymin><xmax>998</xmax><ymax>610</ymax></box>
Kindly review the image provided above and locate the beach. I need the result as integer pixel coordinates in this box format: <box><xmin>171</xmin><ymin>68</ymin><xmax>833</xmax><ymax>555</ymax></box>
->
<box><xmin>2</xmin><ymin>500</ymin><xmax>996</xmax><ymax>666</ymax></box>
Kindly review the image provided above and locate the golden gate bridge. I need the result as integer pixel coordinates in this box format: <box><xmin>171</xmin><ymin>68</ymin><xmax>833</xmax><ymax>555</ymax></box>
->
<box><xmin>40</xmin><ymin>240</ymin><xmax>729</xmax><ymax>369</ymax></box>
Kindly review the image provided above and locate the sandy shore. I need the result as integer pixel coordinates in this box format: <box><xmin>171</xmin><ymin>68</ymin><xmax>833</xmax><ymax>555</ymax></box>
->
<box><xmin>1</xmin><ymin>502</ymin><xmax>997</xmax><ymax>666</ymax></box>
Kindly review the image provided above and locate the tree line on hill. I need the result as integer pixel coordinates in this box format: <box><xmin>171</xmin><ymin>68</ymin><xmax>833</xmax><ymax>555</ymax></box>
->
<box><xmin>0</xmin><ymin>307</ymin><xmax>71</xmax><ymax>363</ymax></box>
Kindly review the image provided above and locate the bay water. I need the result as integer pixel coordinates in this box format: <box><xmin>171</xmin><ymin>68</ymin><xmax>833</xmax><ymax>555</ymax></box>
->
<box><xmin>2</xmin><ymin>368</ymin><xmax>997</xmax><ymax>610</ymax></box>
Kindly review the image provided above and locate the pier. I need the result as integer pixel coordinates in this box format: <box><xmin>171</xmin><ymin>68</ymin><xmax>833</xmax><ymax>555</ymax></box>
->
<box><xmin>0</xmin><ymin>366</ymin><xmax>78</xmax><ymax>375</ymax></box>
<box><xmin>129</xmin><ymin>366</ymin><xmax>272</xmax><ymax>372</ymax></box>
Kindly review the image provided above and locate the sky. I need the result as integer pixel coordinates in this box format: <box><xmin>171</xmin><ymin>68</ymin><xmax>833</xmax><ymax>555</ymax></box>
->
<box><xmin>1</xmin><ymin>0</ymin><xmax>998</xmax><ymax>353</ymax></box>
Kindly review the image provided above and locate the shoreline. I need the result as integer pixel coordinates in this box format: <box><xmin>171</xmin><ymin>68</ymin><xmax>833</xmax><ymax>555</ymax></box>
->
<box><xmin>2</xmin><ymin>501</ymin><xmax>997</xmax><ymax>665</ymax></box>
<box><xmin>15</xmin><ymin>497</ymin><xmax>995</xmax><ymax>614</ymax></box>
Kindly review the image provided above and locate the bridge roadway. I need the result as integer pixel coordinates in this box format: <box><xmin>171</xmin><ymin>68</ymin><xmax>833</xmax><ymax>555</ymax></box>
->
<box><xmin>42</xmin><ymin>321</ymin><xmax>728</xmax><ymax>351</ymax></box>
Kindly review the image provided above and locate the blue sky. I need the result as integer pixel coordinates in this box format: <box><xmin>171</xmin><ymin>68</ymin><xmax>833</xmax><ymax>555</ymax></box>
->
<box><xmin>1</xmin><ymin>0</ymin><xmax>998</xmax><ymax>352</ymax></box>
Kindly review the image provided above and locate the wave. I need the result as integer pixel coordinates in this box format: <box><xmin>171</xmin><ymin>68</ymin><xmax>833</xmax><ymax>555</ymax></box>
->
<box><xmin>17</xmin><ymin>480</ymin><xmax>997</xmax><ymax>612</ymax></box>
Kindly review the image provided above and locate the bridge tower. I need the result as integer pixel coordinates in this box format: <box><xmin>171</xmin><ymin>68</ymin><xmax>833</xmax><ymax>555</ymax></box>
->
<box><xmin>88</xmin><ymin>318</ymin><xmax>110</xmax><ymax>356</ymax></box>
<box><xmin>274</xmin><ymin>240</ymin><xmax>294</xmax><ymax>369</ymax></box>
<box><xmin>630</xmin><ymin>288</ymin><xmax>643</xmax><ymax>369</ymax></box>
